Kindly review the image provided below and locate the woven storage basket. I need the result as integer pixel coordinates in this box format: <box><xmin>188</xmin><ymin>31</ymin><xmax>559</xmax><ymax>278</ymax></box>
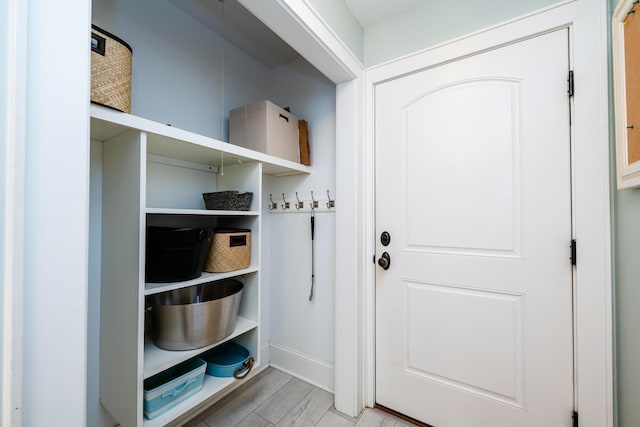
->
<box><xmin>203</xmin><ymin>191</ymin><xmax>253</xmax><ymax>211</ymax></box>
<box><xmin>204</xmin><ymin>230</ymin><xmax>251</xmax><ymax>273</ymax></box>
<box><xmin>91</xmin><ymin>25</ymin><xmax>132</xmax><ymax>113</ymax></box>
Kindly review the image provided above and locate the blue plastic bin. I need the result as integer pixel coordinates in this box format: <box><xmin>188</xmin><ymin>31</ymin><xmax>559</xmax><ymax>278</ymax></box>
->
<box><xmin>201</xmin><ymin>342</ymin><xmax>253</xmax><ymax>378</ymax></box>
<box><xmin>143</xmin><ymin>358</ymin><xmax>206</xmax><ymax>420</ymax></box>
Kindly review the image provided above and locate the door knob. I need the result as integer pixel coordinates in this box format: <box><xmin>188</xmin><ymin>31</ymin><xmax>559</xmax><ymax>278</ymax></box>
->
<box><xmin>378</xmin><ymin>252</ymin><xmax>391</xmax><ymax>270</ymax></box>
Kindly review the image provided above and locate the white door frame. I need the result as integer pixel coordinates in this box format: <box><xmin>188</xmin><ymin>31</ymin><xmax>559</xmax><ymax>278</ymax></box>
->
<box><xmin>362</xmin><ymin>1</ymin><xmax>612</xmax><ymax>425</ymax></box>
<box><xmin>235</xmin><ymin>0</ymin><xmax>612</xmax><ymax>425</ymax></box>
<box><xmin>1</xmin><ymin>0</ymin><xmax>27</xmax><ymax>425</ymax></box>
<box><xmin>19</xmin><ymin>0</ymin><xmax>91</xmax><ymax>425</ymax></box>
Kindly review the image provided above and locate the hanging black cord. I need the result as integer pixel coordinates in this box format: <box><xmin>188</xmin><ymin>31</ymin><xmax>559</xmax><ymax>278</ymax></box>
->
<box><xmin>309</xmin><ymin>204</ymin><xmax>315</xmax><ymax>301</ymax></box>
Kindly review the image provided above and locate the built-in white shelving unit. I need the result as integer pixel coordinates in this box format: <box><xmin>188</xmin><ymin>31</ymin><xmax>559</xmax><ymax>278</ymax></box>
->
<box><xmin>93</xmin><ymin>103</ymin><xmax>309</xmax><ymax>427</ymax></box>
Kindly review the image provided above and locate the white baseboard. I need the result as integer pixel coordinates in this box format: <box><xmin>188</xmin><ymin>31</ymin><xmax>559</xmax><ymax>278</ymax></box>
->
<box><xmin>269</xmin><ymin>342</ymin><xmax>334</xmax><ymax>393</ymax></box>
<box><xmin>260</xmin><ymin>342</ymin><xmax>270</xmax><ymax>365</ymax></box>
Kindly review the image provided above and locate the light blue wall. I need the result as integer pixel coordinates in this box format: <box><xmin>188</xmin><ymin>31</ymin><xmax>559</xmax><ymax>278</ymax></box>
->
<box><xmin>306</xmin><ymin>0</ymin><xmax>364</xmax><ymax>63</ymax></box>
<box><xmin>608</xmin><ymin>0</ymin><xmax>640</xmax><ymax>424</ymax></box>
<box><xmin>613</xmin><ymin>189</ymin><xmax>640</xmax><ymax>427</ymax></box>
<box><xmin>364</xmin><ymin>0</ymin><xmax>559</xmax><ymax>65</ymax></box>
<box><xmin>307</xmin><ymin>0</ymin><xmax>565</xmax><ymax>66</ymax></box>
<box><xmin>265</xmin><ymin>57</ymin><xmax>337</xmax><ymax>388</ymax></box>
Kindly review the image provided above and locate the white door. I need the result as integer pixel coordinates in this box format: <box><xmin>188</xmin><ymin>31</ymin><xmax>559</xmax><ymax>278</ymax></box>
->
<box><xmin>375</xmin><ymin>30</ymin><xmax>573</xmax><ymax>427</ymax></box>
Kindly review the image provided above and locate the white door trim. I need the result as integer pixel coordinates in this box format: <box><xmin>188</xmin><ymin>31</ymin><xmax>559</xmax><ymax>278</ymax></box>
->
<box><xmin>238</xmin><ymin>0</ymin><xmax>363</xmax><ymax>83</ymax></box>
<box><xmin>21</xmin><ymin>0</ymin><xmax>91</xmax><ymax>425</ymax></box>
<box><xmin>1</xmin><ymin>0</ymin><xmax>27</xmax><ymax>425</ymax></box>
<box><xmin>364</xmin><ymin>1</ymin><xmax>612</xmax><ymax>426</ymax></box>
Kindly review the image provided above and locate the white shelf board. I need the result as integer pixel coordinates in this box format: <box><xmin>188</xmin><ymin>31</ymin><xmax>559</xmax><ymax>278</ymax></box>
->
<box><xmin>146</xmin><ymin>208</ymin><xmax>259</xmax><ymax>216</ymax></box>
<box><xmin>90</xmin><ymin>104</ymin><xmax>311</xmax><ymax>176</ymax></box>
<box><xmin>142</xmin><ymin>363</ymin><xmax>265</xmax><ymax>427</ymax></box>
<box><xmin>146</xmin><ymin>133</ymin><xmax>225</xmax><ymax>167</ymax></box>
<box><xmin>90</xmin><ymin>104</ymin><xmax>224</xmax><ymax>150</ymax></box>
<box><xmin>221</xmin><ymin>141</ymin><xmax>312</xmax><ymax>176</ymax></box>
<box><xmin>143</xmin><ymin>316</ymin><xmax>258</xmax><ymax>379</ymax></box>
<box><xmin>144</xmin><ymin>267</ymin><xmax>259</xmax><ymax>295</ymax></box>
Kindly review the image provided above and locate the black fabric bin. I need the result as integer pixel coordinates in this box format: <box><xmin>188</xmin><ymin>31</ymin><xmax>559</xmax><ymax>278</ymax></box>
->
<box><xmin>145</xmin><ymin>227</ymin><xmax>213</xmax><ymax>283</ymax></box>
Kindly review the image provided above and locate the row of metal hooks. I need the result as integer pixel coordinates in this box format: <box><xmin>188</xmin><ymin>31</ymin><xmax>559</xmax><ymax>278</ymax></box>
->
<box><xmin>269</xmin><ymin>190</ymin><xmax>335</xmax><ymax>210</ymax></box>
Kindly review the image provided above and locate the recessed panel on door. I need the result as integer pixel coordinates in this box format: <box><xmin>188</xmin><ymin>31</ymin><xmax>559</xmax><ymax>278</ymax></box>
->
<box><xmin>404</xmin><ymin>281</ymin><xmax>523</xmax><ymax>407</ymax></box>
<box><xmin>404</xmin><ymin>80</ymin><xmax>521</xmax><ymax>256</ymax></box>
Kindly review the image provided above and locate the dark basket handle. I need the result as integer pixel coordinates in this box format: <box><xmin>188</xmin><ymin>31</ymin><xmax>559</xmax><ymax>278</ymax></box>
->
<box><xmin>233</xmin><ymin>356</ymin><xmax>255</xmax><ymax>380</ymax></box>
<box><xmin>199</xmin><ymin>229</ymin><xmax>213</xmax><ymax>243</ymax></box>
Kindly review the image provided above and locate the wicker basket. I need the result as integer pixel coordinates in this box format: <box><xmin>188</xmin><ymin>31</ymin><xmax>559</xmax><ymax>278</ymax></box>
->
<box><xmin>204</xmin><ymin>230</ymin><xmax>251</xmax><ymax>273</ymax></box>
<box><xmin>202</xmin><ymin>191</ymin><xmax>253</xmax><ymax>211</ymax></box>
<box><xmin>91</xmin><ymin>25</ymin><xmax>132</xmax><ymax>113</ymax></box>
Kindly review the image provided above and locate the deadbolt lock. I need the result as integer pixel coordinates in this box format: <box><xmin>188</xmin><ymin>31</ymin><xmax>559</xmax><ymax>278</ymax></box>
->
<box><xmin>381</xmin><ymin>231</ymin><xmax>391</xmax><ymax>246</ymax></box>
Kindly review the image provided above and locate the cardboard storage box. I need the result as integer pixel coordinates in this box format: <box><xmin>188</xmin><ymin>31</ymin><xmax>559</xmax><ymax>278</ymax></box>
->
<box><xmin>229</xmin><ymin>101</ymin><xmax>299</xmax><ymax>162</ymax></box>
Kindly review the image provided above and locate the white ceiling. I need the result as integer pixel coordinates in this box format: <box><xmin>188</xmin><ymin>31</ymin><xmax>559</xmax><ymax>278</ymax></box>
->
<box><xmin>344</xmin><ymin>0</ymin><xmax>425</xmax><ymax>27</ymax></box>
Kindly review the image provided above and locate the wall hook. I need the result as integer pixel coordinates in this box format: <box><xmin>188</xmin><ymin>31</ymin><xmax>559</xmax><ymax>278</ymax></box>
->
<box><xmin>295</xmin><ymin>192</ymin><xmax>304</xmax><ymax>209</ymax></box>
<box><xmin>310</xmin><ymin>191</ymin><xmax>318</xmax><ymax>209</ymax></box>
<box><xmin>269</xmin><ymin>194</ymin><xmax>277</xmax><ymax>210</ymax></box>
<box><xmin>326</xmin><ymin>190</ymin><xmax>335</xmax><ymax>208</ymax></box>
<box><xmin>282</xmin><ymin>193</ymin><xmax>290</xmax><ymax>210</ymax></box>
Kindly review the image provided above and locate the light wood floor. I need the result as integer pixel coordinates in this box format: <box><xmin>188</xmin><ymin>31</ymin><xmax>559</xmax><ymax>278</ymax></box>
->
<box><xmin>183</xmin><ymin>367</ymin><xmax>419</xmax><ymax>427</ymax></box>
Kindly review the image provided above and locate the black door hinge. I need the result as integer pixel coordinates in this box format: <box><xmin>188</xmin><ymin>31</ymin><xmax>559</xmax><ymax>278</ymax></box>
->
<box><xmin>573</xmin><ymin>410</ymin><xmax>579</xmax><ymax>427</ymax></box>
<box><xmin>568</xmin><ymin>71</ymin><xmax>575</xmax><ymax>97</ymax></box>
<box><xmin>571</xmin><ymin>239</ymin><xmax>577</xmax><ymax>265</ymax></box>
